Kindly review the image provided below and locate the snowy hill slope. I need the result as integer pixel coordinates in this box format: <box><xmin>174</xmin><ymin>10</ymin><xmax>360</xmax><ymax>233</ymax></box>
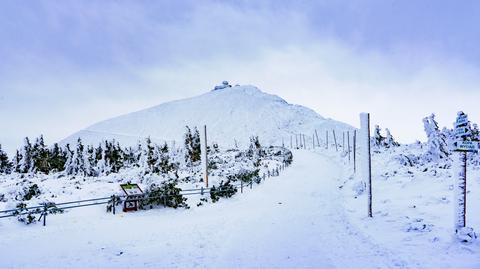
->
<box><xmin>62</xmin><ymin>83</ymin><xmax>353</xmax><ymax>147</ymax></box>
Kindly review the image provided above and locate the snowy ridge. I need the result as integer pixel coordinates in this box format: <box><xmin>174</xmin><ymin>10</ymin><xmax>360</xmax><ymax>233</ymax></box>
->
<box><xmin>62</xmin><ymin>84</ymin><xmax>353</xmax><ymax>147</ymax></box>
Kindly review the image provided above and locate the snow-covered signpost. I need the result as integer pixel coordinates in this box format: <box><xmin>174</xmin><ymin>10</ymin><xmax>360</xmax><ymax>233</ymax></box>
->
<box><xmin>360</xmin><ymin>113</ymin><xmax>373</xmax><ymax>218</ymax></box>
<box><xmin>453</xmin><ymin>112</ymin><xmax>477</xmax><ymax>239</ymax></box>
<box><xmin>202</xmin><ymin>125</ymin><xmax>209</xmax><ymax>188</ymax></box>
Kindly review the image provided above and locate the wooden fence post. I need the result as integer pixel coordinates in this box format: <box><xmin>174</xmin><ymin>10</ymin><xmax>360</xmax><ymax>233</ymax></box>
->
<box><xmin>202</xmin><ymin>125</ymin><xmax>209</xmax><ymax>188</ymax></box>
<box><xmin>347</xmin><ymin>131</ymin><xmax>351</xmax><ymax>164</ymax></box>
<box><xmin>360</xmin><ymin>113</ymin><xmax>372</xmax><ymax>218</ymax></box>
<box><xmin>326</xmin><ymin>131</ymin><xmax>329</xmax><ymax>149</ymax></box>
<box><xmin>333</xmin><ymin>130</ymin><xmax>338</xmax><ymax>152</ymax></box>
<box><xmin>353</xmin><ymin>130</ymin><xmax>357</xmax><ymax>173</ymax></box>
<box><xmin>315</xmin><ymin>129</ymin><xmax>320</xmax><ymax>147</ymax></box>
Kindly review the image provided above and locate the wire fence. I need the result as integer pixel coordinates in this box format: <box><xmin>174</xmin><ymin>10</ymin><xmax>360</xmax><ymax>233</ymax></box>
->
<box><xmin>0</xmin><ymin>162</ymin><xmax>290</xmax><ymax>226</ymax></box>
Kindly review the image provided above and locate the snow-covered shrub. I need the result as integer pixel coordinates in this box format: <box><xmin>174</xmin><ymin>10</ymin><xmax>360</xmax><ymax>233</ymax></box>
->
<box><xmin>140</xmin><ymin>180</ymin><xmax>189</xmax><ymax>209</ymax></box>
<box><xmin>456</xmin><ymin>227</ymin><xmax>477</xmax><ymax>243</ymax></box>
<box><xmin>210</xmin><ymin>180</ymin><xmax>237</xmax><ymax>203</ymax></box>
<box><xmin>13</xmin><ymin>203</ymin><xmax>37</xmax><ymax>224</ymax></box>
<box><xmin>13</xmin><ymin>202</ymin><xmax>63</xmax><ymax>225</ymax></box>
<box><xmin>396</xmin><ymin>154</ymin><xmax>422</xmax><ymax>167</ymax></box>
<box><xmin>20</xmin><ymin>184</ymin><xmax>41</xmax><ymax>201</ymax></box>
<box><xmin>227</xmin><ymin>168</ymin><xmax>260</xmax><ymax>184</ymax></box>
<box><xmin>405</xmin><ymin>218</ymin><xmax>433</xmax><ymax>233</ymax></box>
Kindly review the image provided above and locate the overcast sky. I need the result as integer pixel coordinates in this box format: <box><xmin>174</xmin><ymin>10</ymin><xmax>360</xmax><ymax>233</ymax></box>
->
<box><xmin>1</xmin><ymin>0</ymin><xmax>480</xmax><ymax>154</ymax></box>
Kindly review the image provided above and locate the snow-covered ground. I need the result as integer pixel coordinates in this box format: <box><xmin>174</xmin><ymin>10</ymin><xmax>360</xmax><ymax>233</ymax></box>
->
<box><xmin>1</xmin><ymin>149</ymin><xmax>478</xmax><ymax>269</ymax></box>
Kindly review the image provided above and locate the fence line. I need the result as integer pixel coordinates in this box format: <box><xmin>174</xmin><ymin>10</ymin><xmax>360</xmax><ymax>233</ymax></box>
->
<box><xmin>0</xmin><ymin>161</ymin><xmax>291</xmax><ymax>225</ymax></box>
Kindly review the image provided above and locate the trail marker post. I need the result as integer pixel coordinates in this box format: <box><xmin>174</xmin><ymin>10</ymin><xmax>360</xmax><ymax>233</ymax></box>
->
<box><xmin>360</xmin><ymin>113</ymin><xmax>372</xmax><ymax>218</ymax></box>
<box><xmin>453</xmin><ymin>112</ymin><xmax>477</xmax><ymax>232</ymax></box>
<box><xmin>202</xmin><ymin>125</ymin><xmax>209</xmax><ymax>188</ymax></box>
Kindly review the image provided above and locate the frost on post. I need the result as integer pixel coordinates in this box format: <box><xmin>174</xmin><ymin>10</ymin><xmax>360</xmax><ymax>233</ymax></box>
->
<box><xmin>360</xmin><ymin>113</ymin><xmax>372</xmax><ymax>218</ymax></box>
<box><xmin>453</xmin><ymin>111</ymin><xmax>471</xmax><ymax>230</ymax></box>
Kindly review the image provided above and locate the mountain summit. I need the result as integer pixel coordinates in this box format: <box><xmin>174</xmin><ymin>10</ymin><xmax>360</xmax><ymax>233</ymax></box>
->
<box><xmin>62</xmin><ymin>83</ymin><xmax>352</xmax><ymax>148</ymax></box>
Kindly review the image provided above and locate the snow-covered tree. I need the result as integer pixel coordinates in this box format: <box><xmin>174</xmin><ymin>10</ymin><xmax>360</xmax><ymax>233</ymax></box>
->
<box><xmin>104</xmin><ymin>140</ymin><xmax>124</xmax><ymax>173</ymax></box>
<box><xmin>384</xmin><ymin>128</ymin><xmax>399</xmax><ymax>148</ymax></box>
<box><xmin>65</xmin><ymin>138</ymin><xmax>86</xmax><ymax>176</ymax></box>
<box><xmin>16</xmin><ymin>137</ymin><xmax>33</xmax><ymax>173</ymax></box>
<box><xmin>247</xmin><ymin>136</ymin><xmax>264</xmax><ymax>167</ymax></box>
<box><xmin>31</xmin><ymin>135</ymin><xmax>50</xmax><ymax>174</ymax></box>
<box><xmin>49</xmin><ymin>143</ymin><xmax>66</xmax><ymax>173</ymax></box>
<box><xmin>184</xmin><ymin>126</ymin><xmax>201</xmax><ymax>166</ymax></box>
<box><xmin>423</xmin><ymin>114</ymin><xmax>449</xmax><ymax>162</ymax></box>
<box><xmin>0</xmin><ymin>144</ymin><xmax>12</xmax><ymax>174</ymax></box>
<box><xmin>372</xmin><ymin>125</ymin><xmax>385</xmax><ymax>148</ymax></box>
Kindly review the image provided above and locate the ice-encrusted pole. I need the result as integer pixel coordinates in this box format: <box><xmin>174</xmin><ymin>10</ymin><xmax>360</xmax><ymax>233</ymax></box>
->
<box><xmin>315</xmin><ymin>129</ymin><xmax>320</xmax><ymax>147</ymax></box>
<box><xmin>453</xmin><ymin>111</ymin><xmax>470</xmax><ymax>230</ymax></box>
<box><xmin>332</xmin><ymin>130</ymin><xmax>338</xmax><ymax>152</ymax></box>
<box><xmin>201</xmin><ymin>125</ymin><xmax>209</xmax><ymax>188</ymax></box>
<box><xmin>360</xmin><ymin>113</ymin><xmax>373</xmax><ymax>218</ymax></box>
<box><xmin>353</xmin><ymin>130</ymin><xmax>357</xmax><ymax>173</ymax></box>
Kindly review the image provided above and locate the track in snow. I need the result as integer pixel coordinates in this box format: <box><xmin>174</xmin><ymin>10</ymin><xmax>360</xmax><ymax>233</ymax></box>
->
<box><xmin>0</xmin><ymin>150</ymin><xmax>407</xmax><ymax>269</ymax></box>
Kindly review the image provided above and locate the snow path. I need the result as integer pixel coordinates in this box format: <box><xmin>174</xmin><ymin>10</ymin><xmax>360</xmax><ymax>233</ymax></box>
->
<box><xmin>0</xmin><ymin>150</ymin><xmax>406</xmax><ymax>269</ymax></box>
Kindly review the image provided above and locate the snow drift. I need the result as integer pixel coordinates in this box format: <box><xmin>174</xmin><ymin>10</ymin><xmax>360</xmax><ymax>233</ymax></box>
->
<box><xmin>62</xmin><ymin>83</ymin><xmax>353</xmax><ymax>148</ymax></box>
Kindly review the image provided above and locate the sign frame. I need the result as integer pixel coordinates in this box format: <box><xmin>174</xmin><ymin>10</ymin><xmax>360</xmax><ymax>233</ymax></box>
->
<box><xmin>120</xmin><ymin>183</ymin><xmax>144</xmax><ymax>212</ymax></box>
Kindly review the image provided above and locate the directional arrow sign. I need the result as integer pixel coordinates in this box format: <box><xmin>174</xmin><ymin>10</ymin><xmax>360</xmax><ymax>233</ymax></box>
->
<box><xmin>455</xmin><ymin>141</ymin><xmax>479</xmax><ymax>152</ymax></box>
<box><xmin>455</xmin><ymin>127</ymin><xmax>470</xmax><ymax>137</ymax></box>
<box><xmin>456</xmin><ymin>117</ymin><xmax>469</xmax><ymax>127</ymax></box>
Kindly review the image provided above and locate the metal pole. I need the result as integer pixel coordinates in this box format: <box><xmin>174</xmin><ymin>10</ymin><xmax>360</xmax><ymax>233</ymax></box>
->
<box><xmin>43</xmin><ymin>205</ymin><xmax>47</xmax><ymax>226</ymax></box>
<box><xmin>112</xmin><ymin>195</ymin><xmax>116</xmax><ymax>215</ymax></box>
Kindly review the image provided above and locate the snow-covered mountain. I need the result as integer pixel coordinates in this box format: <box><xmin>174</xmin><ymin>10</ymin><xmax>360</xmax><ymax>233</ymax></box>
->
<box><xmin>62</xmin><ymin>82</ymin><xmax>353</xmax><ymax>148</ymax></box>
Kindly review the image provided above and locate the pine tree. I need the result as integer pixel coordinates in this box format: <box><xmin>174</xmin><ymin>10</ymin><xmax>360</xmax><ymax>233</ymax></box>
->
<box><xmin>423</xmin><ymin>114</ymin><xmax>450</xmax><ymax>162</ymax></box>
<box><xmin>0</xmin><ymin>144</ymin><xmax>12</xmax><ymax>174</ymax></box>
<box><xmin>65</xmin><ymin>139</ymin><xmax>86</xmax><ymax>176</ymax></box>
<box><xmin>84</xmin><ymin>145</ymin><xmax>97</xmax><ymax>176</ymax></box>
<box><xmin>49</xmin><ymin>143</ymin><xmax>66</xmax><ymax>172</ymax></box>
<box><xmin>64</xmin><ymin>144</ymin><xmax>74</xmax><ymax>175</ymax></box>
<box><xmin>157</xmin><ymin>142</ymin><xmax>173</xmax><ymax>173</ymax></box>
<box><xmin>32</xmin><ymin>135</ymin><xmax>50</xmax><ymax>174</ymax></box>
<box><xmin>17</xmin><ymin>137</ymin><xmax>33</xmax><ymax>173</ymax></box>
<box><xmin>104</xmin><ymin>140</ymin><xmax>124</xmax><ymax>173</ymax></box>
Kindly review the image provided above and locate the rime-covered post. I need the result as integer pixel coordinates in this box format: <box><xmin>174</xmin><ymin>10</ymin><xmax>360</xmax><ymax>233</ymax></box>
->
<box><xmin>326</xmin><ymin>131</ymin><xmax>329</xmax><ymax>149</ymax></box>
<box><xmin>360</xmin><ymin>113</ymin><xmax>372</xmax><ymax>218</ymax></box>
<box><xmin>312</xmin><ymin>133</ymin><xmax>315</xmax><ymax>149</ymax></box>
<box><xmin>290</xmin><ymin>135</ymin><xmax>293</xmax><ymax>149</ymax></box>
<box><xmin>295</xmin><ymin>134</ymin><xmax>298</xmax><ymax>149</ymax></box>
<box><xmin>347</xmin><ymin>131</ymin><xmax>351</xmax><ymax>163</ymax></box>
<box><xmin>342</xmin><ymin>132</ymin><xmax>345</xmax><ymax>152</ymax></box>
<box><xmin>353</xmin><ymin>130</ymin><xmax>357</xmax><ymax>173</ymax></box>
<box><xmin>453</xmin><ymin>111</ymin><xmax>473</xmax><ymax>230</ymax></box>
<box><xmin>303</xmin><ymin>134</ymin><xmax>306</xmax><ymax>150</ymax></box>
<box><xmin>201</xmin><ymin>125</ymin><xmax>209</xmax><ymax>188</ymax></box>
<box><xmin>332</xmin><ymin>130</ymin><xmax>338</xmax><ymax>152</ymax></box>
<box><xmin>315</xmin><ymin>129</ymin><xmax>320</xmax><ymax>147</ymax></box>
